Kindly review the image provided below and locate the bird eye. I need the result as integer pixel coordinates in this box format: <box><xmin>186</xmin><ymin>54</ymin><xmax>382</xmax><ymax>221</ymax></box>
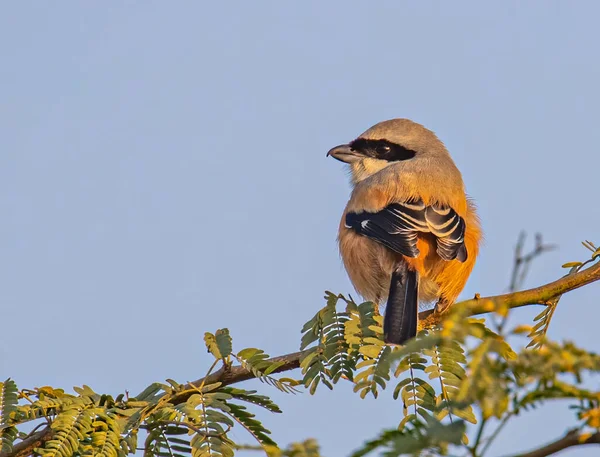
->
<box><xmin>376</xmin><ymin>145</ymin><xmax>391</xmax><ymax>154</ymax></box>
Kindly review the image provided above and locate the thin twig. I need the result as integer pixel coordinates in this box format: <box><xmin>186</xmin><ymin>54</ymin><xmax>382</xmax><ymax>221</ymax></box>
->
<box><xmin>470</xmin><ymin>416</ymin><xmax>487</xmax><ymax>457</ymax></box>
<box><xmin>509</xmin><ymin>233</ymin><xmax>556</xmax><ymax>294</ymax></box>
<box><xmin>498</xmin><ymin>233</ymin><xmax>555</xmax><ymax>333</ymax></box>
<box><xmin>479</xmin><ymin>412</ymin><xmax>514</xmax><ymax>456</ymax></box>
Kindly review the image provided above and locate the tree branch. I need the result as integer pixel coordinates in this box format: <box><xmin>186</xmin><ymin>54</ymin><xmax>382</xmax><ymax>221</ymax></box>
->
<box><xmin>421</xmin><ymin>258</ymin><xmax>600</xmax><ymax>327</ymax></box>
<box><xmin>3</xmin><ymin>260</ymin><xmax>599</xmax><ymax>457</ymax></box>
<box><xmin>1</xmin><ymin>428</ymin><xmax>53</xmax><ymax>457</ymax></box>
<box><xmin>172</xmin><ymin>350</ymin><xmax>309</xmax><ymax>404</ymax></box>
<box><xmin>505</xmin><ymin>430</ymin><xmax>600</xmax><ymax>457</ymax></box>
<box><xmin>470</xmin><ymin>257</ymin><xmax>600</xmax><ymax>313</ymax></box>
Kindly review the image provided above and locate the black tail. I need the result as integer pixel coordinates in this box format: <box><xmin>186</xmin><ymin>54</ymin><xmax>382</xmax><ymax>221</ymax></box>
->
<box><xmin>383</xmin><ymin>263</ymin><xmax>418</xmax><ymax>345</ymax></box>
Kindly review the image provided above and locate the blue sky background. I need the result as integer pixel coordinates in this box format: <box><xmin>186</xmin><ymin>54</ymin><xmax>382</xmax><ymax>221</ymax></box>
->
<box><xmin>1</xmin><ymin>2</ymin><xmax>599</xmax><ymax>456</ymax></box>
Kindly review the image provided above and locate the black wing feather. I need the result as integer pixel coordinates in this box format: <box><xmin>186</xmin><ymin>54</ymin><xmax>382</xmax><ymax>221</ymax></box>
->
<box><xmin>425</xmin><ymin>205</ymin><xmax>467</xmax><ymax>261</ymax></box>
<box><xmin>345</xmin><ymin>207</ymin><xmax>421</xmax><ymax>257</ymax></box>
<box><xmin>346</xmin><ymin>200</ymin><xmax>468</xmax><ymax>262</ymax></box>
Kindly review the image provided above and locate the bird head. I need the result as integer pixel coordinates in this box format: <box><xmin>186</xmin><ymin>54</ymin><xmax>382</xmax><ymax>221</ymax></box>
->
<box><xmin>327</xmin><ymin>118</ymin><xmax>451</xmax><ymax>184</ymax></box>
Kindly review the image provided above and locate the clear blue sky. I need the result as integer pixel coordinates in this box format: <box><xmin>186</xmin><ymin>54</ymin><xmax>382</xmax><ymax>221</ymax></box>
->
<box><xmin>1</xmin><ymin>2</ymin><xmax>599</xmax><ymax>456</ymax></box>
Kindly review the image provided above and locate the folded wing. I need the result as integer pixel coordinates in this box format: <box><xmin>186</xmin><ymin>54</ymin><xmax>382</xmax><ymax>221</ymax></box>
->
<box><xmin>345</xmin><ymin>200</ymin><xmax>467</xmax><ymax>262</ymax></box>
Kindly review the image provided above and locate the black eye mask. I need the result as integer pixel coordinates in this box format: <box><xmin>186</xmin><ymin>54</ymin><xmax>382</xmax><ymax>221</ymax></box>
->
<box><xmin>349</xmin><ymin>138</ymin><xmax>416</xmax><ymax>162</ymax></box>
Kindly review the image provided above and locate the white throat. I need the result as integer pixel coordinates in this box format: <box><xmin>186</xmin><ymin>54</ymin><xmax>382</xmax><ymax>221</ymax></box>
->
<box><xmin>349</xmin><ymin>158</ymin><xmax>393</xmax><ymax>184</ymax></box>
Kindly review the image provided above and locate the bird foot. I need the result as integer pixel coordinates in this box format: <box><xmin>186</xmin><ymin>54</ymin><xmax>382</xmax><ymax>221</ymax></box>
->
<box><xmin>434</xmin><ymin>298</ymin><xmax>452</xmax><ymax>314</ymax></box>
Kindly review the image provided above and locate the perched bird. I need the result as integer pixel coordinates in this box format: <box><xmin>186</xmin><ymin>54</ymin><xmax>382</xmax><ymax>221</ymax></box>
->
<box><xmin>327</xmin><ymin>119</ymin><xmax>481</xmax><ymax>345</ymax></box>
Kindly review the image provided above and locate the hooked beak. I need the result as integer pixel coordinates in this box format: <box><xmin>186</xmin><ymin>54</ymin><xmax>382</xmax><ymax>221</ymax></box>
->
<box><xmin>326</xmin><ymin>144</ymin><xmax>364</xmax><ymax>163</ymax></box>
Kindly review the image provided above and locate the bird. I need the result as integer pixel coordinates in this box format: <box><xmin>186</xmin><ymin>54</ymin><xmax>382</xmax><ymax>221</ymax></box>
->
<box><xmin>327</xmin><ymin>118</ymin><xmax>481</xmax><ymax>345</ymax></box>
